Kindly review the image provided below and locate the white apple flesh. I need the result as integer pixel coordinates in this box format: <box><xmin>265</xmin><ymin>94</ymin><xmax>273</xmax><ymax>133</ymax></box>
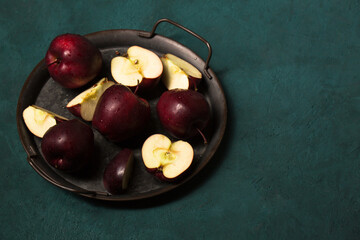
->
<box><xmin>142</xmin><ymin>134</ymin><xmax>194</xmax><ymax>181</ymax></box>
<box><xmin>161</xmin><ymin>53</ymin><xmax>202</xmax><ymax>90</ymax></box>
<box><xmin>111</xmin><ymin>46</ymin><xmax>163</xmax><ymax>91</ymax></box>
<box><xmin>66</xmin><ymin>78</ymin><xmax>114</xmax><ymax>121</ymax></box>
<box><xmin>22</xmin><ymin>105</ymin><xmax>67</xmax><ymax>138</ymax></box>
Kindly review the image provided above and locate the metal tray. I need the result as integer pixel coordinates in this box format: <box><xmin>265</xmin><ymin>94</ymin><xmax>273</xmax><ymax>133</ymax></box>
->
<box><xmin>16</xmin><ymin>19</ymin><xmax>227</xmax><ymax>201</ymax></box>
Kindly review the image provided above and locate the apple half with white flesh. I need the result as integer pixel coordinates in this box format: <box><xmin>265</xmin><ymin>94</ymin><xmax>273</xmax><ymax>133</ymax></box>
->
<box><xmin>161</xmin><ymin>53</ymin><xmax>202</xmax><ymax>90</ymax></box>
<box><xmin>103</xmin><ymin>148</ymin><xmax>134</xmax><ymax>195</ymax></box>
<box><xmin>22</xmin><ymin>105</ymin><xmax>67</xmax><ymax>138</ymax></box>
<box><xmin>142</xmin><ymin>134</ymin><xmax>194</xmax><ymax>181</ymax></box>
<box><xmin>66</xmin><ymin>78</ymin><xmax>114</xmax><ymax>121</ymax></box>
<box><xmin>111</xmin><ymin>46</ymin><xmax>163</xmax><ymax>91</ymax></box>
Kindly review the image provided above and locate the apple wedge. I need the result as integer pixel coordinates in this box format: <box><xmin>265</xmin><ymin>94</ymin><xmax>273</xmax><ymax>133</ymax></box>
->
<box><xmin>142</xmin><ymin>134</ymin><xmax>194</xmax><ymax>181</ymax></box>
<box><xmin>103</xmin><ymin>148</ymin><xmax>134</xmax><ymax>194</ymax></box>
<box><xmin>161</xmin><ymin>53</ymin><xmax>202</xmax><ymax>90</ymax></box>
<box><xmin>22</xmin><ymin>105</ymin><xmax>67</xmax><ymax>138</ymax></box>
<box><xmin>66</xmin><ymin>78</ymin><xmax>115</xmax><ymax>121</ymax></box>
<box><xmin>111</xmin><ymin>46</ymin><xmax>163</xmax><ymax>91</ymax></box>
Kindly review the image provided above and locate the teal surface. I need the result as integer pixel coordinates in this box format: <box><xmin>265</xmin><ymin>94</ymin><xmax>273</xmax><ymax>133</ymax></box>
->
<box><xmin>1</xmin><ymin>0</ymin><xmax>360</xmax><ymax>239</ymax></box>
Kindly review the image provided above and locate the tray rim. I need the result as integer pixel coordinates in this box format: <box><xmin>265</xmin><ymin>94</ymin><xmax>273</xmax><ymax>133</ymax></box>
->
<box><xmin>16</xmin><ymin>28</ymin><xmax>228</xmax><ymax>201</ymax></box>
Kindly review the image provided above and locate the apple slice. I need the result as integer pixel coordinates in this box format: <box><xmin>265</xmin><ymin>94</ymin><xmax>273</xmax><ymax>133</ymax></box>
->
<box><xmin>103</xmin><ymin>148</ymin><xmax>134</xmax><ymax>194</ymax></box>
<box><xmin>111</xmin><ymin>46</ymin><xmax>163</xmax><ymax>91</ymax></box>
<box><xmin>66</xmin><ymin>78</ymin><xmax>114</xmax><ymax>121</ymax></box>
<box><xmin>142</xmin><ymin>134</ymin><xmax>194</xmax><ymax>181</ymax></box>
<box><xmin>22</xmin><ymin>105</ymin><xmax>67</xmax><ymax>138</ymax></box>
<box><xmin>161</xmin><ymin>53</ymin><xmax>202</xmax><ymax>90</ymax></box>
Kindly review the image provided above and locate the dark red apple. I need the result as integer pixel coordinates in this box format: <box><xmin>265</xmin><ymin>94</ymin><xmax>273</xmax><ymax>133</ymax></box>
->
<box><xmin>45</xmin><ymin>33</ymin><xmax>103</xmax><ymax>89</ymax></box>
<box><xmin>41</xmin><ymin>119</ymin><xmax>94</xmax><ymax>172</ymax></box>
<box><xmin>92</xmin><ymin>84</ymin><xmax>151</xmax><ymax>142</ymax></box>
<box><xmin>156</xmin><ymin>89</ymin><xmax>211</xmax><ymax>141</ymax></box>
<box><xmin>103</xmin><ymin>148</ymin><xmax>134</xmax><ymax>194</ymax></box>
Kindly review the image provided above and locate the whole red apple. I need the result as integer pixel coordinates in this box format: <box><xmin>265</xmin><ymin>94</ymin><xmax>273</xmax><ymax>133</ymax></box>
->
<box><xmin>92</xmin><ymin>84</ymin><xmax>151</xmax><ymax>142</ymax></box>
<box><xmin>45</xmin><ymin>33</ymin><xmax>103</xmax><ymax>89</ymax></box>
<box><xmin>156</xmin><ymin>89</ymin><xmax>210</xmax><ymax>140</ymax></box>
<box><xmin>41</xmin><ymin>119</ymin><xmax>94</xmax><ymax>172</ymax></box>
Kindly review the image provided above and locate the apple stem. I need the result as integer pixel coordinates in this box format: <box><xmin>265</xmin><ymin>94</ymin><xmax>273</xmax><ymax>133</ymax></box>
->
<box><xmin>197</xmin><ymin>128</ymin><xmax>208</xmax><ymax>144</ymax></box>
<box><xmin>47</xmin><ymin>58</ymin><xmax>60</xmax><ymax>67</ymax></box>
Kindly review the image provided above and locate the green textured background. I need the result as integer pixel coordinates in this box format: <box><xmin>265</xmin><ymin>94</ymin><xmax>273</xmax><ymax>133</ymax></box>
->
<box><xmin>1</xmin><ymin>0</ymin><xmax>360</xmax><ymax>239</ymax></box>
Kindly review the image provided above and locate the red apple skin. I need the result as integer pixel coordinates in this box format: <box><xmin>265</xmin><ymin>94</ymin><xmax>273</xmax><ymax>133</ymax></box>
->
<box><xmin>45</xmin><ymin>33</ymin><xmax>103</xmax><ymax>89</ymax></box>
<box><xmin>140</xmin><ymin>76</ymin><xmax>161</xmax><ymax>90</ymax></box>
<box><xmin>92</xmin><ymin>84</ymin><xmax>151</xmax><ymax>142</ymax></box>
<box><xmin>67</xmin><ymin>104</ymin><xmax>81</xmax><ymax>118</ymax></box>
<box><xmin>188</xmin><ymin>76</ymin><xmax>202</xmax><ymax>90</ymax></box>
<box><xmin>156</xmin><ymin>89</ymin><xmax>210</xmax><ymax>139</ymax></box>
<box><xmin>103</xmin><ymin>148</ymin><xmax>134</xmax><ymax>194</ymax></box>
<box><xmin>145</xmin><ymin>167</ymin><xmax>189</xmax><ymax>182</ymax></box>
<box><xmin>41</xmin><ymin>119</ymin><xmax>94</xmax><ymax>172</ymax></box>
<box><xmin>130</xmin><ymin>76</ymin><xmax>161</xmax><ymax>93</ymax></box>
<box><xmin>54</xmin><ymin>116</ymin><xmax>68</xmax><ymax>124</ymax></box>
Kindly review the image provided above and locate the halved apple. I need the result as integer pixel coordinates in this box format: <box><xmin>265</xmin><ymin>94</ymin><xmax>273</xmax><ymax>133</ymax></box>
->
<box><xmin>66</xmin><ymin>78</ymin><xmax>115</xmax><ymax>121</ymax></box>
<box><xmin>141</xmin><ymin>134</ymin><xmax>194</xmax><ymax>181</ymax></box>
<box><xmin>111</xmin><ymin>46</ymin><xmax>163</xmax><ymax>91</ymax></box>
<box><xmin>161</xmin><ymin>53</ymin><xmax>202</xmax><ymax>90</ymax></box>
<box><xmin>22</xmin><ymin>105</ymin><xmax>67</xmax><ymax>138</ymax></box>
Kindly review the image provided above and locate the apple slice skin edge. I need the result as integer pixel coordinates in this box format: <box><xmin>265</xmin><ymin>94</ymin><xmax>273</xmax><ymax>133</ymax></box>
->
<box><xmin>116</xmin><ymin>76</ymin><xmax>162</xmax><ymax>93</ymax></box>
<box><xmin>132</xmin><ymin>76</ymin><xmax>161</xmax><ymax>93</ymax></box>
<box><xmin>154</xmin><ymin>169</ymin><xmax>193</xmax><ymax>183</ymax></box>
<box><xmin>145</xmin><ymin>163</ymin><xmax>195</xmax><ymax>183</ymax></box>
<box><xmin>67</xmin><ymin>104</ymin><xmax>81</xmax><ymax>118</ymax></box>
<box><xmin>188</xmin><ymin>75</ymin><xmax>202</xmax><ymax>91</ymax></box>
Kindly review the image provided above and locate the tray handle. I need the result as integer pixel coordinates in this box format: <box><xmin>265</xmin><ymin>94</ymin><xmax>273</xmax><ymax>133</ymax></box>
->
<box><xmin>139</xmin><ymin>18</ymin><xmax>212</xmax><ymax>79</ymax></box>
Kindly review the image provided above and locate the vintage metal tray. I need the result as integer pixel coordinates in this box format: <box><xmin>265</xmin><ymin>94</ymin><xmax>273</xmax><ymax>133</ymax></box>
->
<box><xmin>16</xmin><ymin>19</ymin><xmax>227</xmax><ymax>201</ymax></box>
